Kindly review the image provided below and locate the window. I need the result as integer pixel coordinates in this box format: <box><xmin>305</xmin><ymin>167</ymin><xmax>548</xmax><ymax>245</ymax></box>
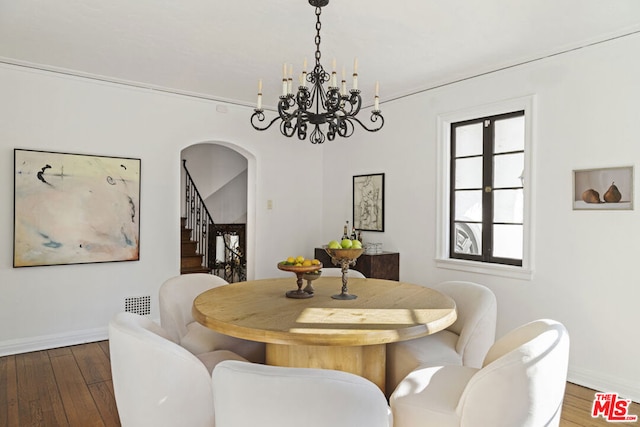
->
<box><xmin>436</xmin><ymin>96</ymin><xmax>533</xmax><ymax>279</ymax></box>
<box><xmin>450</xmin><ymin>111</ymin><xmax>524</xmax><ymax>266</ymax></box>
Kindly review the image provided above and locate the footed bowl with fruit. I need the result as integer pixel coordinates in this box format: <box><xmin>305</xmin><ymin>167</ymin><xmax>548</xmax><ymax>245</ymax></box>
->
<box><xmin>323</xmin><ymin>244</ymin><xmax>364</xmax><ymax>300</ymax></box>
<box><xmin>323</xmin><ymin>247</ymin><xmax>364</xmax><ymax>261</ymax></box>
<box><xmin>277</xmin><ymin>262</ymin><xmax>323</xmax><ymax>275</ymax></box>
<box><xmin>277</xmin><ymin>258</ymin><xmax>322</xmax><ymax>299</ymax></box>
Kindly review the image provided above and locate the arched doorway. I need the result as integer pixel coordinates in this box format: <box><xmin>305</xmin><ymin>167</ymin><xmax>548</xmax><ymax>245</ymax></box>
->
<box><xmin>180</xmin><ymin>142</ymin><xmax>256</xmax><ymax>282</ymax></box>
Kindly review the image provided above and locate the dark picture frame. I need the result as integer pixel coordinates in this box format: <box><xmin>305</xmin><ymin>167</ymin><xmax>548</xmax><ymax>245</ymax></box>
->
<box><xmin>14</xmin><ymin>148</ymin><xmax>141</xmax><ymax>267</ymax></box>
<box><xmin>353</xmin><ymin>173</ymin><xmax>385</xmax><ymax>232</ymax></box>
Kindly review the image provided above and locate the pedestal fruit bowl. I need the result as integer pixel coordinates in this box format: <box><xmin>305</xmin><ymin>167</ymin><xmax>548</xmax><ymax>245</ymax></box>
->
<box><xmin>323</xmin><ymin>246</ymin><xmax>364</xmax><ymax>300</ymax></box>
<box><xmin>277</xmin><ymin>261</ymin><xmax>323</xmax><ymax>299</ymax></box>
<box><xmin>302</xmin><ymin>270</ymin><xmax>322</xmax><ymax>294</ymax></box>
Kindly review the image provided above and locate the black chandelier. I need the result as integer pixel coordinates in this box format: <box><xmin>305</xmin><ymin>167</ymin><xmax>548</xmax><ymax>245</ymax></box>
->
<box><xmin>250</xmin><ymin>0</ymin><xmax>384</xmax><ymax>144</ymax></box>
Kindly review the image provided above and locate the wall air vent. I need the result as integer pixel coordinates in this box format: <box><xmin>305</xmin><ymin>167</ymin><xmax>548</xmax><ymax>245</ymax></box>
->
<box><xmin>124</xmin><ymin>296</ymin><xmax>151</xmax><ymax>316</ymax></box>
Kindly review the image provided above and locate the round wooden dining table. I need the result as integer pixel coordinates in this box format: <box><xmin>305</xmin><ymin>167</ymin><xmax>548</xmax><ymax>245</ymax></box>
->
<box><xmin>192</xmin><ymin>276</ymin><xmax>457</xmax><ymax>394</ymax></box>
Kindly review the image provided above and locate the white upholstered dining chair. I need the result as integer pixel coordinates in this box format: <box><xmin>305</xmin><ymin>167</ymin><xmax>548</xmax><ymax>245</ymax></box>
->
<box><xmin>108</xmin><ymin>312</ymin><xmax>247</xmax><ymax>427</ymax></box>
<box><xmin>212</xmin><ymin>360</ymin><xmax>393</xmax><ymax>427</ymax></box>
<box><xmin>159</xmin><ymin>273</ymin><xmax>265</xmax><ymax>362</ymax></box>
<box><xmin>390</xmin><ymin>319</ymin><xmax>570</xmax><ymax>427</ymax></box>
<box><xmin>386</xmin><ymin>280</ymin><xmax>497</xmax><ymax>392</ymax></box>
<box><xmin>320</xmin><ymin>267</ymin><xmax>366</xmax><ymax>278</ymax></box>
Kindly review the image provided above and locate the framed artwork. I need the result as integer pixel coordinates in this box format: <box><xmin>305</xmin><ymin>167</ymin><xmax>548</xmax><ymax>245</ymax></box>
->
<box><xmin>14</xmin><ymin>149</ymin><xmax>141</xmax><ymax>267</ymax></box>
<box><xmin>353</xmin><ymin>173</ymin><xmax>385</xmax><ymax>232</ymax></box>
<box><xmin>573</xmin><ymin>166</ymin><xmax>633</xmax><ymax>210</ymax></box>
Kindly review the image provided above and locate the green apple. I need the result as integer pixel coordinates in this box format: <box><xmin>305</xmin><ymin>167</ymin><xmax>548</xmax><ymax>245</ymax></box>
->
<box><xmin>328</xmin><ymin>240</ymin><xmax>341</xmax><ymax>249</ymax></box>
<box><xmin>351</xmin><ymin>240</ymin><xmax>362</xmax><ymax>249</ymax></box>
<box><xmin>341</xmin><ymin>238</ymin><xmax>353</xmax><ymax>249</ymax></box>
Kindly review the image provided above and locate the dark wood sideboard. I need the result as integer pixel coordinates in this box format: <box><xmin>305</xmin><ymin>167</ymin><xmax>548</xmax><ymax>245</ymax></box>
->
<box><xmin>314</xmin><ymin>248</ymin><xmax>400</xmax><ymax>281</ymax></box>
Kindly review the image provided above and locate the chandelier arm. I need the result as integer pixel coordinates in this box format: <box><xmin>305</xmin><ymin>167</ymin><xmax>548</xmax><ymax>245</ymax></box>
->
<box><xmin>345</xmin><ymin>91</ymin><xmax>363</xmax><ymax>116</ymax></box>
<box><xmin>325</xmin><ymin>88</ymin><xmax>343</xmax><ymax>113</ymax></box>
<box><xmin>280</xmin><ymin>116</ymin><xmax>298</xmax><ymax>137</ymax></box>
<box><xmin>347</xmin><ymin>112</ymin><xmax>385</xmax><ymax>133</ymax></box>
<box><xmin>296</xmin><ymin>87</ymin><xmax>312</xmax><ymax>111</ymax></box>
<box><xmin>297</xmin><ymin>120</ymin><xmax>308</xmax><ymax>140</ymax></box>
<box><xmin>295</xmin><ymin>109</ymin><xmax>310</xmax><ymax>140</ymax></box>
<box><xmin>280</xmin><ymin>122</ymin><xmax>294</xmax><ymax>137</ymax></box>
<box><xmin>327</xmin><ymin>124</ymin><xmax>336</xmax><ymax>141</ymax></box>
<box><xmin>336</xmin><ymin>94</ymin><xmax>361</xmax><ymax>117</ymax></box>
<box><xmin>250</xmin><ymin>110</ymin><xmax>283</xmax><ymax>131</ymax></box>
<box><xmin>277</xmin><ymin>96</ymin><xmax>296</xmax><ymax>119</ymax></box>
<box><xmin>333</xmin><ymin>117</ymin><xmax>355</xmax><ymax>138</ymax></box>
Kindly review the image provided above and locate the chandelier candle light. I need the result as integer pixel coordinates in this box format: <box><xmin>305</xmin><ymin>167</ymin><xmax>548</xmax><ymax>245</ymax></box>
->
<box><xmin>251</xmin><ymin>0</ymin><xmax>384</xmax><ymax>144</ymax></box>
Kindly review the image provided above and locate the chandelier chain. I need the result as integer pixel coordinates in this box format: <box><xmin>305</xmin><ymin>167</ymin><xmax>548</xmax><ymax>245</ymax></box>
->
<box><xmin>315</xmin><ymin>7</ymin><xmax>322</xmax><ymax>66</ymax></box>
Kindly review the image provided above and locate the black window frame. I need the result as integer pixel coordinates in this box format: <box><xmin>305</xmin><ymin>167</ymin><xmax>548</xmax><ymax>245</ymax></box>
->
<box><xmin>449</xmin><ymin>110</ymin><xmax>525</xmax><ymax>267</ymax></box>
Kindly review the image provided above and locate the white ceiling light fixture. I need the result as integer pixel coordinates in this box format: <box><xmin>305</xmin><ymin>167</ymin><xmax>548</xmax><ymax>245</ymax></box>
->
<box><xmin>250</xmin><ymin>0</ymin><xmax>384</xmax><ymax>144</ymax></box>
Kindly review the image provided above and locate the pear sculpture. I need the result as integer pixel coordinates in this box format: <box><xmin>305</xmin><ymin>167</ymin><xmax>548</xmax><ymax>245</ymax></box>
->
<box><xmin>604</xmin><ymin>181</ymin><xmax>622</xmax><ymax>203</ymax></box>
<box><xmin>582</xmin><ymin>188</ymin><xmax>601</xmax><ymax>204</ymax></box>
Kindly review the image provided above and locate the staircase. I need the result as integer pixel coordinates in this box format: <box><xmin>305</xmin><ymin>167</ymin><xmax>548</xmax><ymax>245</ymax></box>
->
<box><xmin>180</xmin><ymin>217</ymin><xmax>210</xmax><ymax>274</ymax></box>
<box><xmin>182</xmin><ymin>160</ymin><xmax>246</xmax><ymax>281</ymax></box>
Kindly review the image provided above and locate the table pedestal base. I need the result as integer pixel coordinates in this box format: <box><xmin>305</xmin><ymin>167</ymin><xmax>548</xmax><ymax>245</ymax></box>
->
<box><xmin>265</xmin><ymin>343</ymin><xmax>386</xmax><ymax>394</ymax></box>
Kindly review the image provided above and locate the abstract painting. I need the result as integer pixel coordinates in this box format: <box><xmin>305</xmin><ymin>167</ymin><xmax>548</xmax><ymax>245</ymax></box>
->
<box><xmin>14</xmin><ymin>149</ymin><xmax>141</xmax><ymax>267</ymax></box>
<box><xmin>353</xmin><ymin>173</ymin><xmax>385</xmax><ymax>232</ymax></box>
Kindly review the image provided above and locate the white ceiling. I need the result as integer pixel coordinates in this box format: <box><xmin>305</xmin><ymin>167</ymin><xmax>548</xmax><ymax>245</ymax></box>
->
<box><xmin>1</xmin><ymin>0</ymin><xmax>640</xmax><ymax>109</ymax></box>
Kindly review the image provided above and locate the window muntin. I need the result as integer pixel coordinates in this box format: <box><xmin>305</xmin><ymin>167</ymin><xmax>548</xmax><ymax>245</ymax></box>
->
<box><xmin>450</xmin><ymin>111</ymin><xmax>525</xmax><ymax>266</ymax></box>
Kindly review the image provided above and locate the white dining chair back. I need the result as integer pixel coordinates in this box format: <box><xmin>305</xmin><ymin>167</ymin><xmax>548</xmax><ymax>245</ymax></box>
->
<box><xmin>386</xmin><ymin>280</ymin><xmax>496</xmax><ymax>391</ymax></box>
<box><xmin>212</xmin><ymin>360</ymin><xmax>392</xmax><ymax>427</ymax></box>
<box><xmin>109</xmin><ymin>312</ymin><xmax>246</xmax><ymax>427</ymax></box>
<box><xmin>390</xmin><ymin>319</ymin><xmax>570</xmax><ymax>427</ymax></box>
<box><xmin>434</xmin><ymin>280</ymin><xmax>497</xmax><ymax>366</ymax></box>
<box><xmin>159</xmin><ymin>273</ymin><xmax>265</xmax><ymax>362</ymax></box>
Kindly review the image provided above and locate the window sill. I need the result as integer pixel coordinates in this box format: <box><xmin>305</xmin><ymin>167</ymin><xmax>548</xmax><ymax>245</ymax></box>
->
<box><xmin>435</xmin><ymin>258</ymin><xmax>533</xmax><ymax>281</ymax></box>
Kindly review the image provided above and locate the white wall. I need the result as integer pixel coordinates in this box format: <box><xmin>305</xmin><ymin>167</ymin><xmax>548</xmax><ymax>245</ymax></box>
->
<box><xmin>0</xmin><ymin>63</ymin><xmax>323</xmax><ymax>355</ymax></box>
<box><xmin>322</xmin><ymin>33</ymin><xmax>640</xmax><ymax>400</ymax></box>
<box><xmin>205</xmin><ymin>171</ymin><xmax>248</xmax><ymax>224</ymax></box>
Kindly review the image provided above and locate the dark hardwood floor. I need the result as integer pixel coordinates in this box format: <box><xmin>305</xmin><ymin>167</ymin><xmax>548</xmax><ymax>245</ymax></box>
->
<box><xmin>0</xmin><ymin>341</ymin><xmax>119</xmax><ymax>427</ymax></box>
<box><xmin>0</xmin><ymin>340</ymin><xmax>638</xmax><ymax>426</ymax></box>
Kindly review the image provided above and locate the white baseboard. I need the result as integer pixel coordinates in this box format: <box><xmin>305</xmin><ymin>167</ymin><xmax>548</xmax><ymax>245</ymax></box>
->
<box><xmin>0</xmin><ymin>327</ymin><xmax>108</xmax><ymax>357</ymax></box>
<box><xmin>569</xmin><ymin>366</ymin><xmax>640</xmax><ymax>403</ymax></box>
<box><xmin>0</xmin><ymin>316</ymin><xmax>161</xmax><ymax>357</ymax></box>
